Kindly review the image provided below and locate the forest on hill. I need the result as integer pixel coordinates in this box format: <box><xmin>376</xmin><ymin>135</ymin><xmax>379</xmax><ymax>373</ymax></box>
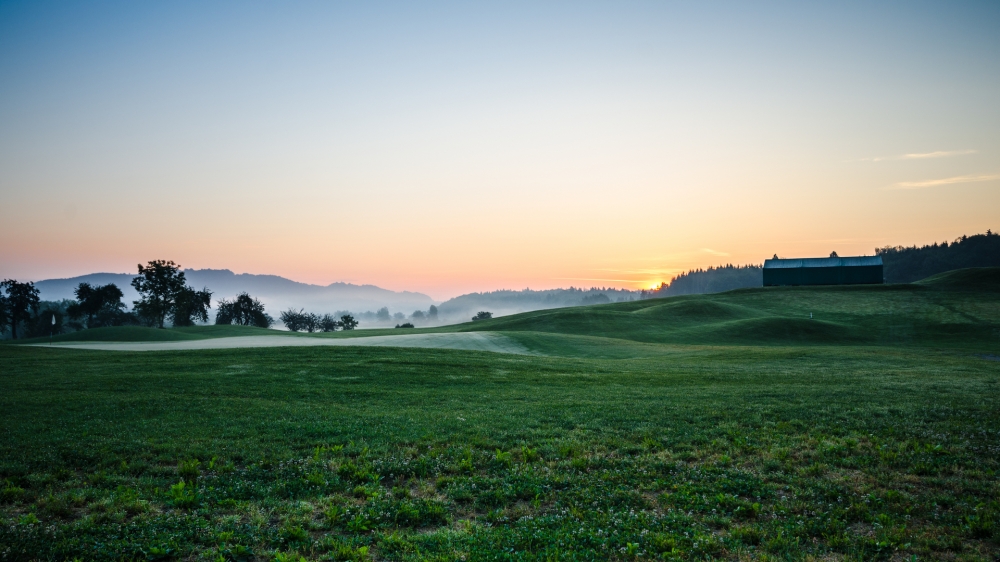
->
<box><xmin>645</xmin><ymin>230</ymin><xmax>999</xmax><ymax>298</ymax></box>
<box><xmin>877</xmin><ymin>230</ymin><xmax>1000</xmax><ymax>283</ymax></box>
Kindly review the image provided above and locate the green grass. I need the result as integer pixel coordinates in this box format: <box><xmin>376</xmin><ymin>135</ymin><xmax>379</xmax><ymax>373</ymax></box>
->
<box><xmin>1</xmin><ymin>269</ymin><xmax>999</xmax><ymax>561</ymax></box>
<box><xmin>458</xmin><ymin>268</ymin><xmax>1000</xmax><ymax>349</ymax></box>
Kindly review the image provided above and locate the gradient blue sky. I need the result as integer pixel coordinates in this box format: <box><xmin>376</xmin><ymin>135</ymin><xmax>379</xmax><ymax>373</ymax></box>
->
<box><xmin>2</xmin><ymin>1</ymin><xmax>998</xmax><ymax>298</ymax></box>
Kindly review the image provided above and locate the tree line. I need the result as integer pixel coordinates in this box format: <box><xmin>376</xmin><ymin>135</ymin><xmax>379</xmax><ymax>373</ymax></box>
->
<box><xmin>1</xmin><ymin>260</ymin><xmax>277</xmax><ymax>339</ymax></box>
<box><xmin>877</xmin><ymin>230</ymin><xmax>1000</xmax><ymax>283</ymax></box>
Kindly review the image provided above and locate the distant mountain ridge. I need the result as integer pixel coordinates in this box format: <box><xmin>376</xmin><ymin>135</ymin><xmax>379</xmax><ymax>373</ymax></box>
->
<box><xmin>34</xmin><ymin>269</ymin><xmax>434</xmax><ymax>317</ymax></box>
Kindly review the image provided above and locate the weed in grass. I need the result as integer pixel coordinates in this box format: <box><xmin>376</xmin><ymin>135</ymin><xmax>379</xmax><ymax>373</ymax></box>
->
<box><xmin>0</xmin><ymin>480</ymin><xmax>24</xmax><ymax>503</ymax></box>
<box><xmin>167</xmin><ymin>479</ymin><xmax>198</xmax><ymax>508</ymax></box>
<box><xmin>520</xmin><ymin>445</ymin><xmax>540</xmax><ymax>463</ymax></box>
<box><xmin>177</xmin><ymin>458</ymin><xmax>201</xmax><ymax>483</ymax></box>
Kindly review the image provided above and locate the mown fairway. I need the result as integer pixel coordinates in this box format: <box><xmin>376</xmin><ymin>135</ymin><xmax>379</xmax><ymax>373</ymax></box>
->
<box><xmin>2</xmin><ymin>270</ymin><xmax>999</xmax><ymax>561</ymax></box>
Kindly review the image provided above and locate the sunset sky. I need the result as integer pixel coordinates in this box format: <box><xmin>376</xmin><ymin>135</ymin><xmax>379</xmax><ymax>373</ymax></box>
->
<box><xmin>2</xmin><ymin>1</ymin><xmax>998</xmax><ymax>300</ymax></box>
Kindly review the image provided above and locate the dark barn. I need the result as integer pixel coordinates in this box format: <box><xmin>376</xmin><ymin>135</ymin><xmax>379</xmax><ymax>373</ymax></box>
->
<box><xmin>763</xmin><ymin>255</ymin><xmax>883</xmax><ymax>286</ymax></box>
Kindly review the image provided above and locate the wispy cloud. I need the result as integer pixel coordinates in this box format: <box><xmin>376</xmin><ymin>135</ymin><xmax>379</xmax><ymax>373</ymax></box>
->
<box><xmin>855</xmin><ymin>149</ymin><xmax>977</xmax><ymax>162</ymax></box>
<box><xmin>901</xmin><ymin>149</ymin><xmax>977</xmax><ymax>160</ymax></box>
<box><xmin>555</xmin><ymin>277</ymin><xmax>649</xmax><ymax>283</ymax></box>
<box><xmin>701</xmin><ymin>248</ymin><xmax>730</xmax><ymax>256</ymax></box>
<box><xmin>887</xmin><ymin>174</ymin><xmax>1000</xmax><ymax>190</ymax></box>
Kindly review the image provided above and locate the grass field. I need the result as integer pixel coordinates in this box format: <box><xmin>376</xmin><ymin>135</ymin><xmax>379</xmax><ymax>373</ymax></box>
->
<box><xmin>2</xmin><ymin>269</ymin><xmax>999</xmax><ymax>561</ymax></box>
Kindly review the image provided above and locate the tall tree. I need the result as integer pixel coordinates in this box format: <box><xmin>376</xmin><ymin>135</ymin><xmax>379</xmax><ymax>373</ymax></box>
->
<box><xmin>1</xmin><ymin>280</ymin><xmax>41</xmax><ymax>340</ymax></box>
<box><xmin>131</xmin><ymin>260</ymin><xmax>188</xmax><ymax>328</ymax></box>
<box><xmin>171</xmin><ymin>287</ymin><xmax>213</xmax><ymax>327</ymax></box>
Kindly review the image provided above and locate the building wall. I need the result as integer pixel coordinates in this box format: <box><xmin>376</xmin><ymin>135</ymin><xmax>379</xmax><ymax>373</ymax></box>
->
<box><xmin>763</xmin><ymin>265</ymin><xmax>883</xmax><ymax>286</ymax></box>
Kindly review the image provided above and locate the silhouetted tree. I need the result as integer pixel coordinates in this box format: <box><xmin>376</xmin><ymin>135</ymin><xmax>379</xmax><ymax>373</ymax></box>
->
<box><xmin>68</xmin><ymin>283</ymin><xmax>127</xmax><ymax>328</ymax></box>
<box><xmin>171</xmin><ymin>287</ymin><xmax>213</xmax><ymax>327</ymax></box>
<box><xmin>0</xmin><ymin>293</ymin><xmax>8</xmax><ymax>336</ymax></box>
<box><xmin>876</xmin><ymin>230</ymin><xmax>1000</xmax><ymax>283</ymax></box>
<box><xmin>411</xmin><ymin>310</ymin><xmax>425</xmax><ymax>320</ymax></box>
<box><xmin>1</xmin><ymin>280</ymin><xmax>40</xmax><ymax>340</ymax></box>
<box><xmin>395</xmin><ymin>322</ymin><xmax>414</xmax><ymax>328</ymax></box>
<box><xmin>376</xmin><ymin>307</ymin><xmax>390</xmax><ymax>322</ymax></box>
<box><xmin>319</xmin><ymin>314</ymin><xmax>339</xmax><ymax>332</ymax></box>
<box><xmin>472</xmin><ymin>311</ymin><xmax>492</xmax><ymax>321</ymax></box>
<box><xmin>280</xmin><ymin>309</ymin><xmax>306</xmax><ymax>332</ymax></box>
<box><xmin>131</xmin><ymin>260</ymin><xmax>188</xmax><ymax>328</ymax></box>
<box><xmin>428</xmin><ymin>305</ymin><xmax>438</xmax><ymax>320</ymax></box>
<box><xmin>339</xmin><ymin>314</ymin><xmax>359</xmax><ymax>330</ymax></box>
<box><xmin>280</xmin><ymin>309</ymin><xmax>319</xmax><ymax>332</ymax></box>
<box><xmin>216</xmin><ymin>292</ymin><xmax>273</xmax><ymax>328</ymax></box>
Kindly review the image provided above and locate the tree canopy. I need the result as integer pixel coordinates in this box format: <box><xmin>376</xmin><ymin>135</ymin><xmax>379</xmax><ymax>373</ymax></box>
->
<box><xmin>339</xmin><ymin>314</ymin><xmax>358</xmax><ymax>330</ymax></box>
<box><xmin>472</xmin><ymin>311</ymin><xmax>493</xmax><ymax>321</ymax></box>
<box><xmin>171</xmin><ymin>287</ymin><xmax>213</xmax><ymax>327</ymax></box>
<box><xmin>877</xmin><ymin>230</ymin><xmax>1000</xmax><ymax>283</ymax></box>
<box><xmin>67</xmin><ymin>283</ymin><xmax>128</xmax><ymax>328</ymax></box>
<box><xmin>1</xmin><ymin>279</ymin><xmax>40</xmax><ymax>339</ymax></box>
<box><xmin>131</xmin><ymin>260</ymin><xmax>189</xmax><ymax>328</ymax></box>
<box><xmin>216</xmin><ymin>292</ymin><xmax>273</xmax><ymax>328</ymax></box>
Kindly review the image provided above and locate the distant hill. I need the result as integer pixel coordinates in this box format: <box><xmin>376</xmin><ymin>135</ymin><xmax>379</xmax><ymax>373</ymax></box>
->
<box><xmin>436</xmin><ymin>287</ymin><xmax>638</xmax><ymax>322</ymax></box>
<box><xmin>33</xmin><ymin>269</ymin><xmax>434</xmax><ymax>320</ymax></box>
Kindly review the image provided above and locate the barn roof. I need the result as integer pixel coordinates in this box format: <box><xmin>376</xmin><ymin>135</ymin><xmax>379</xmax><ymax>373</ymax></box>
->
<box><xmin>763</xmin><ymin>256</ymin><xmax>882</xmax><ymax>269</ymax></box>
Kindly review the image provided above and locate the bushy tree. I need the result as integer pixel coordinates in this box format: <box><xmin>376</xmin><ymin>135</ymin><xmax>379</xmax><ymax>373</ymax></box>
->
<box><xmin>411</xmin><ymin>310</ymin><xmax>425</xmax><ymax>320</ymax></box>
<box><xmin>428</xmin><ymin>305</ymin><xmax>438</xmax><ymax>320</ymax></box>
<box><xmin>395</xmin><ymin>322</ymin><xmax>414</xmax><ymax>329</ymax></box>
<box><xmin>376</xmin><ymin>307</ymin><xmax>390</xmax><ymax>322</ymax></box>
<box><xmin>280</xmin><ymin>309</ymin><xmax>318</xmax><ymax>332</ymax></box>
<box><xmin>471</xmin><ymin>311</ymin><xmax>493</xmax><ymax>321</ymax></box>
<box><xmin>171</xmin><ymin>287</ymin><xmax>213</xmax><ymax>327</ymax></box>
<box><xmin>131</xmin><ymin>260</ymin><xmax>188</xmax><ymax>328</ymax></box>
<box><xmin>216</xmin><ymin>292</ymin><xmax>273</xmax><ymax>328</ymax></box>
<box><xmin>319</xmin><ymin>314</ymin><xmax>340</xmax><ymax>332</ymax></box>
<box><xmin>68</xmin><ymin>283</ymin><xmax>128</xmax><ymax>328</ymax></box>
<box><xmin>339</xmin><ymin>314</ymin><xmax>358</xmax><ymax>330</ymax></box>
<box><xmin>1</xmin><ymin>280</ymin><xmax>40</xmax><ymax>339</ymax></box>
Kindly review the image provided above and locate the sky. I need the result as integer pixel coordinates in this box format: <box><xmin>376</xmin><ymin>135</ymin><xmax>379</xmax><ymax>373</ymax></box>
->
<box><xmin>1</xmin><ymin>1</ymin><xmax>998</xmax><ymax>300</ymax></box>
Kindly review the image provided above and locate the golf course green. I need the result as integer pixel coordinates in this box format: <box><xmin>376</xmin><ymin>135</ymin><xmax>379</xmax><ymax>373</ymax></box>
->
<box><xmin>2</xmin><ymin>268</ymin><xmax>998</xmax><ymax>560</ymax></box>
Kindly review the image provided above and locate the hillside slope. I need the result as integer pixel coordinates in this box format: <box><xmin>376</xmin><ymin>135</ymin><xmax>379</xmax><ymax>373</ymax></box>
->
<box><xmin>462</xmin><ymin>268</ymin><xmax>1000</xmax><ymax>348</ymax></box>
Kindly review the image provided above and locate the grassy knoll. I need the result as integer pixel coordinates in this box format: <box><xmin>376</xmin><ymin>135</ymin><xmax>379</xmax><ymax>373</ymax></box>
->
<box><xmin>459</xmin><ymin>268</ymin><xmax>1000</xmax><ymax>349</ymax></box>
<box><xmin>1</xmin><ymin>269</ymin><xmax>999</xmax><ymax>561</ymax></box>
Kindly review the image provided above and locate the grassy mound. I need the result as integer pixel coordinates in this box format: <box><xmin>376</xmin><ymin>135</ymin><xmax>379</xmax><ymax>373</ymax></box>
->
<box><xmin>630</xmin><ymin>299</ymin><xmax>761</xmax><ymax>323</ymax></box>
<box><xmin>692</xmin><ymin>317</ymin><xmax>859</xmax><ymax>345</ymax></box>
<box><xmin>915</xmin><ymin>266</ymin><xmax>1000</xmax><ymax>291</ymax></box>
<box><xmin>465</xmin><ymin>272</ymin><xmax>1000</xmax><ymax>348</ymax></box>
